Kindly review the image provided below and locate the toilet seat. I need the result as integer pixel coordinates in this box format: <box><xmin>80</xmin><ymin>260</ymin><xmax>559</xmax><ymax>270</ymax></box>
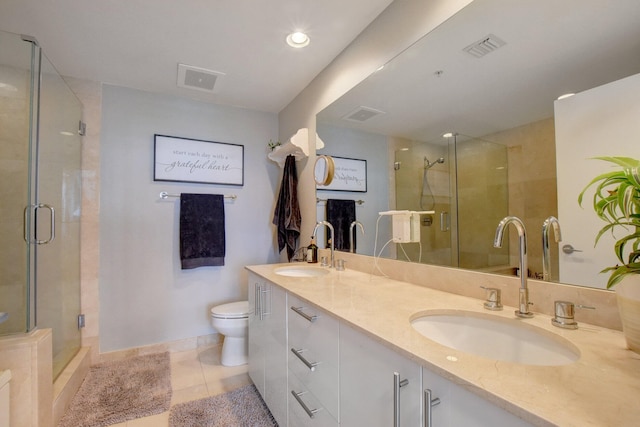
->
<box><xmin>211</xmin><ymin>301</ymin><xmax>249</xmax><ymax>319</ymax></box>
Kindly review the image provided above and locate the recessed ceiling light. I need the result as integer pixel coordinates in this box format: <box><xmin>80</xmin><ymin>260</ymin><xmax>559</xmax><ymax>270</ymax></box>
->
<box><xmin>442</xmin><ymin>132</ymin><xmax>454</xmax><ymax>138</ymax></box>
<box><xmin>60</xmin><ymin>131</ymin><xmax>75</xmax><ymax>136</ymax></box>
<box><xmin>557</xmin><ymin>93</ymin><xmax>575</xmax><ymax>100</ymax></box>
<box><xmin>286</xmin><ymin>31</ymin><xmax>310</xmax><ymax>48</ymax></box>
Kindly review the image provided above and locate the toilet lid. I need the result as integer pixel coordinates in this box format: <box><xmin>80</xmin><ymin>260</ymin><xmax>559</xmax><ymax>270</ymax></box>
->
<box><xmin>211</xmin><ymin>301</ymin><xmax>249</xmax><ymax>319</ymax></box>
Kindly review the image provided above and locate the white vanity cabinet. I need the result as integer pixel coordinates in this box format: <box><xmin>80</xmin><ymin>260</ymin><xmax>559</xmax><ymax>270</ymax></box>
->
<box><xmin>422</xmin><ymin>367</ymin><xmax>533</xmax><ymax>427</ymax></box>
<box><xmin>247</xmin><ymin>267</ymin><xmax>536</xmax><ymax>427</ymax></box>
<box><xmin>288</xmin><ymin>294</ymin><xmax>340</xmax><ymax>426</ymax></box>
<box><xmin>339</xmin><ymin>323</ymin><xmax>422</xmax><ymax>426</ymax></box>
<box><xmin>247</xmin><ymin>273</ymin><xmax>288</xmax><ymax>426</ymax></box>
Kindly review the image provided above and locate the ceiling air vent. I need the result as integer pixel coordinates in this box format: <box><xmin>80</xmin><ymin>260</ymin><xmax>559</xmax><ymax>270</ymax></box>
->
<box><xmin>343</xmin><ymin>106</ymin><xmax>386</xmax><ymax>122</ymax></box>
<box><xmin>463</xmin><ymin>34</ymin><xmax>506</xmax><ymax>58</ymax></box>
<box><xmin>177</xmin><ymin>63</ymin><xmax>225</xmax><ymax>93</ymax></box>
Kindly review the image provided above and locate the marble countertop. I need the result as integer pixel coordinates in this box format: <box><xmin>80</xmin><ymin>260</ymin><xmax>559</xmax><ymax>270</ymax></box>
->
<box><xmin>247</xmin><ymin>263</ymin><xmax>640</xmax><ymax>427</ymax></box>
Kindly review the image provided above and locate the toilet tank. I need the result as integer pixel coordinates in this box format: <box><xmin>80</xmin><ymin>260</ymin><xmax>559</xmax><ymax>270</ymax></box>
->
<box><xmin>0</xmin><ymin>370</ymin><xmax>10</xmax><ymax>427</ymax></box>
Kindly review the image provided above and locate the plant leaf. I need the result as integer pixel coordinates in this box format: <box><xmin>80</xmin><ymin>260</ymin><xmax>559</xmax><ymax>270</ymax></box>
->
<box><xmin>605</xmin><ymin>262</ymin><xmax>640</xmax><ymax>289</ymax></box>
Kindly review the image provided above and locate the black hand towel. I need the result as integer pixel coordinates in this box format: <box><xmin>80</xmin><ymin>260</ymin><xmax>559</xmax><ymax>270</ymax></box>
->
<box><xmin>326</xmin><ymin>199</ymin><xmax>356</xmax><ymax>251</ymax></box>
<box><xmin>180</xmin><ymin>193</ymin><xmax>225</xmax><ymax>269</ymax></box>
<box><xmin>272</xmin><ymin>155</ymin><xmax>301</xmax><ymax>261</ymax></box>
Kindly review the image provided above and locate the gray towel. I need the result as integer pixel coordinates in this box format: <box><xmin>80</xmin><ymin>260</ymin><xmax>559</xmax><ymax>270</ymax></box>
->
<box><xmin>180</xmin><ymin>193</ymin><xmax>225</xmax><ymax>269</ymax></box>
<box><xmin>272</xmin><ymin>155</ymin><xmax>301</xmax><ymax>261</ymax></box>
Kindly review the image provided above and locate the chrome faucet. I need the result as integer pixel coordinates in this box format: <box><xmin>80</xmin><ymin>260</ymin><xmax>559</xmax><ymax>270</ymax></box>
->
<box><xmin>313</xmin><ymin>221</ymin><xmax>335</xmax><ymax>268</ymax></box>
<box><xmin>493</xmin><ymin>216</ymin><xmax>533</xmax><ymax>318</ymax></box>
<box><xmin>542</xmin><ymin>216</ymin><xmax>562</xmax><ymax>282</ymax></box>
<box><xmin>349</xmin><ymin>221</ymin><xmax>365</xmax><ymax>253</ymax></box>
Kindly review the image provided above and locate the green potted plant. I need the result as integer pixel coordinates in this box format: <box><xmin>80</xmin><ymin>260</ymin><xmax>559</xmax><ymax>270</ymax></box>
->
<box><xmin>579</xmin><ymin>156</ymin><xmax>640</xmax><ymax>352</ymax></box>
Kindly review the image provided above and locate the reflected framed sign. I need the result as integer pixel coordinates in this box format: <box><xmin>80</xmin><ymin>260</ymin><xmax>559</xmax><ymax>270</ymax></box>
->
<box><xmin>318</xmin><ymin>156</ymin><xmax>367</xmax><ymax>192</ymax></box>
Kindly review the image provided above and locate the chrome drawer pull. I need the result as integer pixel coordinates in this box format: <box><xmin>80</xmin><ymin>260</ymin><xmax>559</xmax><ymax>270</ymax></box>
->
<box><xmin>423</xmin><ymin>388</ymin><xmax>441</xmax><ymax>427</ymax></box>
<box><xmin>393</xmin><ymin>372</ymin><xmax>409</xmax><ymax>427</ymax></box>
<box><xmin>291</xmin><ymin>306</ymin><xmax>318</xmax><ymax>322</ymax></box>
<box><xmin>260</xmin><ymin>287</ymin><xmax>272</xmax><ymax>317</ymax></box>
<box><xmin>291</xmin><ymin>348</ymin><xmax>319</xmax><ymax>371</ymax></box>
<box><xmin>291</xmin><ymin>390</ymin><xmax>320</xmax><ymax>419</ymax></box>
<box><xmin>254</xmin><ymin>283</ymin><xmax>260</xmax><ymax>318</ymax></box>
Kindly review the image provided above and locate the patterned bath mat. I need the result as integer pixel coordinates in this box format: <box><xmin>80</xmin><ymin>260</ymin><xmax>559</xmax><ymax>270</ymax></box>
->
<box><xmin>169</xmin><ymin>384</ymin><xmax>277</xmax><ymax>427</ymax></box>
<box><xmin>58</xmin><ymin>352</ymin><xmax>172</xmax><ymax>427</ymax></box>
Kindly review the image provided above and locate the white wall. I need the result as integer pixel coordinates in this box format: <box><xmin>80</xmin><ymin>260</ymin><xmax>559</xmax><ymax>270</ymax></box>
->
<box><xmin>556</xmin><ymin>73</ymin><xmax>640</xmax><ymax>288</ymax></box>
<box><xmin>100</xmin><ymin>85</ymin><xmax>280</xmax><ymax>352</ymax></box>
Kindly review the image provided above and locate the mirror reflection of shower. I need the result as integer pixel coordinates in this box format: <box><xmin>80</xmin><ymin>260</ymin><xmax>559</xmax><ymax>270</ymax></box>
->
<box><xmin>421</xmin><ymin>157</ymin><xmax>445</xmax><ymax>210</ymax></box>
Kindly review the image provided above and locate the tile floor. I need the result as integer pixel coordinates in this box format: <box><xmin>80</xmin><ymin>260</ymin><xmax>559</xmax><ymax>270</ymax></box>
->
<box><xmin>108</xmin><ymin>344</ymin><xmax>251</xmax><ymax>426</ymax></box>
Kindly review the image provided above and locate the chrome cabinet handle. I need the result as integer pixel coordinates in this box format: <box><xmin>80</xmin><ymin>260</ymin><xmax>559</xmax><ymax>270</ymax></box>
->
<box><xmin>260</xmin><ymin>287</ymin><xmax>271</xmax><ymax>318</ymax></box>
<box><xmin>291</xmin><ymin>306</ymin><xmax>318</xmax><ymax>322</ymax></box>
<box><xmin>24</xmin><ymin>203</ymin><xmax>56</xmax><ymax>244</ymax></box>
<box><xmin>291</xmin><ymin>348</ymin><xmax>319</xmax><ymax>371</ymax></box>
<box><xmin>393</xmin><ymin>372</ymin><xmax>409</xmax><ymax>427</ymax></box>
<box><xmin>255</xmin><ymin>284</ymin><xmax>271</xmax><ymax>320</ymax></box>
<box><xmin>423</xmin><ymin>388</ymin><xmax>441</xmax><ymax>427</ymax></box>
<box><xmin>254</xmin><ymin>283</ymin><xmax>261</xmax><ymax>319</ymax></box>
<box><xmin>291</xmin><ymin>390</ymin><xmax>319</xmax><ymax>419</ymax></box>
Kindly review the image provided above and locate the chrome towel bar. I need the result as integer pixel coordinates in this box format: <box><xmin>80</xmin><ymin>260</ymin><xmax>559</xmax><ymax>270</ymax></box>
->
<box><xmin>316</xmin><ymin>197</ymin><xmax>364</xmax><ymax>205</ymax></box>
<box><xmin>159</xmin><ymin>191</ymin><xmax>237</xmax><ymax>200</ymax></box>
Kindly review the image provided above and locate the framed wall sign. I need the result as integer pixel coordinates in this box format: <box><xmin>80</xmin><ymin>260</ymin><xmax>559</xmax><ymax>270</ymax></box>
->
<box><xmin>154</xmin><ymin>134</ymin><xmax>244</xmax><ymax>185</ymax></box>
<box><xmin>318</xmin><ymin>156</ymin><xmax>367</xmax><ymax>192</ymax></box>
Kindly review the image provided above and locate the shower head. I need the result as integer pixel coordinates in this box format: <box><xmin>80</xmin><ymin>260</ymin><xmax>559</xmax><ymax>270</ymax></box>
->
<box><xmin>424</xmin><ymin>157</ymin><xmax>445</xmax><ymax>169</ymax></box>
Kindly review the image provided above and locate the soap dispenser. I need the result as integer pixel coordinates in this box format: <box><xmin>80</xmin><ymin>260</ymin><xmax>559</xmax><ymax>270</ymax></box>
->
<box><xmin>306</xmin><ymin>236</ymin><xmax>318</xmax><ymax>263</ymax></box>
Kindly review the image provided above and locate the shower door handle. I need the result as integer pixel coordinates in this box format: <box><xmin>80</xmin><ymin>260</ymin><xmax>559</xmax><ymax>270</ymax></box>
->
<box><xmin>440</xmin><ymin>211</ymin><xmax>450</xmax><ymax>232</ymax></box>
<box><xmin>24</xmin><ymin>203</ymin><xmax>56</xmax><ymax>244</ymax></box>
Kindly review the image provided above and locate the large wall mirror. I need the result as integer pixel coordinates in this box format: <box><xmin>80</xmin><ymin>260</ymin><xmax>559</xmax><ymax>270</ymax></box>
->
<box><xmin>316</xmin><ymin>0</ymin><xmax>640</xmax><ymax>289</ymax></box>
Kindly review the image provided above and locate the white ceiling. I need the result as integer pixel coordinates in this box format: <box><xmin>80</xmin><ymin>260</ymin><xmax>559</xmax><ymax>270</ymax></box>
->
<box><xmin>318</xmin><ymin>0</ymin><xmax>640</xmax><ymax>143</ymax></box>
<box><xmin>0</xmin><ymin>0</ymin><xmax>393</xmax><ymax>113</ymax></box>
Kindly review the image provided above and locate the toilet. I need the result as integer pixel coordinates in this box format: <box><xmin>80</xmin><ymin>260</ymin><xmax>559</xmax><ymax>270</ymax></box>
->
<box><xmin>210</xmin><ymin>301</ymin><xmax>250</xmax><ymax>366</ymax></box>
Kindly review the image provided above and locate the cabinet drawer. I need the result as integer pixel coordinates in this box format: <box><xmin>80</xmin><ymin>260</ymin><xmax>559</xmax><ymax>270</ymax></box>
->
<box><xmin>288</xmin><ymin>294</ymin><xmax>340</xmax><ymax>419</ymax></box>
<box><xmin>289</xmin><ymin>371</ymin><xmax>339</xmax><ymax>427</ymax></box>
<box><xmin>340</xmin><ymin>323</ymin><xmax>422</xmax><ymax>427</ymax></box>
<box><xmin>289</xmin><ymin>295</ymin><xmax>339</xmax><ymax>354</ymax></box>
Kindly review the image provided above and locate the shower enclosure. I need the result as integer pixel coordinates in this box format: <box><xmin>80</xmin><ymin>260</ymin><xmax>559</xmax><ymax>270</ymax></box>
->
<box><xmin>394</xmin><ymin>134</ymin><xmax>509</xmax><ymax>271</ymax></box>
<box><xmin>0</xmin><ymin>30</ymin><xmax>83</xmax><ymax>379</ymax></box>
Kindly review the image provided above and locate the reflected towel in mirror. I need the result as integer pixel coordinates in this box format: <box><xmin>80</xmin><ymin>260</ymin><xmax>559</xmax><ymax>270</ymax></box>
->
<box><xmin>326</xmin><ymin>199</ymin><xmax>356</xmax><ymax>251</ymax></box>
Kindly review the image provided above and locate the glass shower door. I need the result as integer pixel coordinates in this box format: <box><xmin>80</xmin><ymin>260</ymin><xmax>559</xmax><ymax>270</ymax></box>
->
<box><xmin>36</xmin><ymin>53</ymin><xmax>83</xmax><ymax>379</ymax></box>
<box><xmin>394</xmin><ymin>140</ymin><xmax>454</xmax><ymax>266</ymax></box>
<box><xmin>453</xmin><ymin>135</ymin><xmax>509</xmax><ymax>272</ymax></box>
<box><xmin>393</xmin><ymin>134</ymin><xmax>509</xmax><ymax>271</ymax></box>
<box><xmin>0</xmin><ymin>31</ymin><xmax>35</xmax><ymax>335</ymax></box>
<box><xmin>0</xmin><ymin>31</ymin><xmax>82</xmax><ymax>379</ymax></box>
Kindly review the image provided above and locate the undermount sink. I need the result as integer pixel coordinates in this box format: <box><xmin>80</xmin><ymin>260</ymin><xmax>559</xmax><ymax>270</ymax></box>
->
<box><xmin>274</xmin><ymin>265</ymin><xmax>330</xmax><ymax>277</ymax></box>
<box><xmin>411</xmin><ymin>310</ymin><xmax>580</xmax><ymax>366</ymax></box>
